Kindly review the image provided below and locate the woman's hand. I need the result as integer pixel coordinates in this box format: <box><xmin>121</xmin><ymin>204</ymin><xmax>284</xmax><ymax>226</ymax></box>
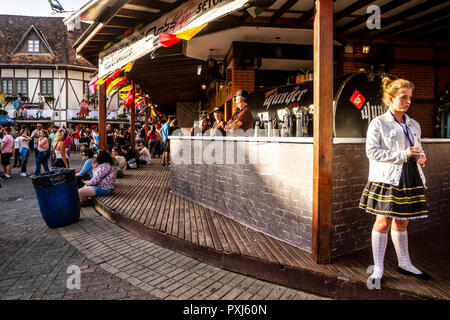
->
<box><xmin>417</xmin><ymin>153</ymin><xmax>427</xmax><ymax>168</ymax></box>
<box><xmin>406</xmin><ymin>146</ymin><xmax>424</xmax><ymax>158</ymax></box>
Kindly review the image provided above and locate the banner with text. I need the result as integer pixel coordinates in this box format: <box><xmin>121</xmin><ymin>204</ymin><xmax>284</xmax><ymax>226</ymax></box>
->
<box><xmin>98</xmin><ymin>0</ymin><xmax>250</xmax><ymax>77</ymax></box>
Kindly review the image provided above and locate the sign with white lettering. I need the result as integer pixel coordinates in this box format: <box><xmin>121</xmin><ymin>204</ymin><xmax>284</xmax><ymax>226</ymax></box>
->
<box><xmin>98</xmin><ymin>0</ymin><xmax>250</xmax><ymax>77</ymax></box>
<box><xmin>246</xmin><ymin>72</ymin><xmax>384</xmax><ymax>137</ymax></box>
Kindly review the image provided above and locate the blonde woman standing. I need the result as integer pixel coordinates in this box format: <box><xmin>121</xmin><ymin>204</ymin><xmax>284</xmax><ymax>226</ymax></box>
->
<box><xmin>52</xmin><ymin>130</ymin><xmax>69</xmax><ymax>168</ymax></box>
<box><xmin>359</xmin><ymin>76</ymin><xmax>430</xmax><ymax>283</ymax></box>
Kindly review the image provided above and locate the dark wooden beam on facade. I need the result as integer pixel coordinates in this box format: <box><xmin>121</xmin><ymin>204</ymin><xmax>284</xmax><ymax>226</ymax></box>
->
<box><xmin>349</xmin><ymin>0</ymin><xmax>445</xmax><ymax>39</ymax></box>
<box><xmin>312</xmin><ymin>0</ymin><xmax>333</xmax><ymax>265</ymax></box>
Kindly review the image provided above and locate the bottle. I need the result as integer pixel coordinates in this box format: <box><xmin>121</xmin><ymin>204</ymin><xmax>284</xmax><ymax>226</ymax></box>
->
<box><xmin>254</xmin><ymin>120</ymin><xmax>260</xmax><ymax>137</ymax></box>
<box><xmin>268</xmin><ymin>118</ymin><xmax>272</xmax><ymax>137</ymax></box>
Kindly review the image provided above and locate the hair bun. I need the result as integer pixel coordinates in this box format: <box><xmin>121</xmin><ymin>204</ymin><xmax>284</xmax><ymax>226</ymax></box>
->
<box><xmin>382</xmin><ymin>76</ymin><xmax>394</xmax><ymax>90</ymax></box>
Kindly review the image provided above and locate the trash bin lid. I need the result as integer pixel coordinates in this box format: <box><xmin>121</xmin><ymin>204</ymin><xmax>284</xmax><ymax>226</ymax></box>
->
<box><xmin>32</xmin><ymin>168</ymin><xmax>76</xmax><ymax>188</ymax></box>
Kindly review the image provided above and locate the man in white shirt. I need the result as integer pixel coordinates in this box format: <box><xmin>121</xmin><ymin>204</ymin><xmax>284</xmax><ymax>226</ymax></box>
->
<box><xmin>31</xmin><ymin>123</ymin><xmax>43</xmax><ymax>158</ymax></box>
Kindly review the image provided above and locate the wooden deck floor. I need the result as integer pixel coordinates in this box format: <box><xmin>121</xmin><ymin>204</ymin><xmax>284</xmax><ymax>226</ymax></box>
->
<box><xmin>93</xmin><ymin>160</ymin><xmax>449</xmax><ymax>300</ymax></box>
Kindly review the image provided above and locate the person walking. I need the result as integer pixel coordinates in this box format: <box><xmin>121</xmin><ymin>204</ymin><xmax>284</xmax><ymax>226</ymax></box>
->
<box><xmin>13</xmin><ymin>133</ymin><xmax>22</xmax><ymax>168</ymax></box>
<box><xmin>31</xmin><ymin>123</ymin><xmax>44</xmax><ymax>159</ymax></box>
<box><xmin>34</xmin><ymin>130</ymin><xmax>50</xmax><ymax>175</ymax></box>
<box><xmin>148</xmin><ymin>125</ymin><xmax>160</xmax><ymax>158</ymax></box>
<box><xmin>1</xmin><ymin>126</ymin><xmax>14</xmax><ymax>179</ymax></box>
<box><xmin>52</xmin><ymin>130</ymin><xmax>69</xmax><ymax>168</ymax></box>
<box><xmin>359</xmin><ymin>76</ymin><xmax>430</xmax><ymax>283</ymax></box>
<box><xmin>18</xmin><ymin>129</ymin><xmax>32</xmax><ymax>176</ymax></box>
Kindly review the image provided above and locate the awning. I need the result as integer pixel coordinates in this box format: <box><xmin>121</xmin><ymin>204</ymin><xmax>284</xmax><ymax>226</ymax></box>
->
<box><xmin>98</xmin><ymin>0</ymin><xmax>252</xmax><ymax>77</ymax></box>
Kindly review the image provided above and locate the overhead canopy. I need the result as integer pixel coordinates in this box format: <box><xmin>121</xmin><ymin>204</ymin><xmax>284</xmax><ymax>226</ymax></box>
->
<box><xmin>66</xmin><ymin>0</ymin><xmax>450</xmax><ymax>110</ymax></box>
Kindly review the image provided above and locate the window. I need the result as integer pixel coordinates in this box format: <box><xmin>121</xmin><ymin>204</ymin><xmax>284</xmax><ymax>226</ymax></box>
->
<box><xmin>28</xmin><ymin>40</ymin><xmax>40</xmax><ymax>52</ymax></box>
<box><xmin>16</xmin><ymin>79</ymin><xmax>28</xmax><ymax>95</ymax></box>
<box><xmin>1</xmin><ymin>79</ymin><xmax>13</xmax><ymax>95</ymax></box>
<box><xmin>41</xmin><ymin>79</ymin><xmax>53</xmax><ymax>95</ymax></box>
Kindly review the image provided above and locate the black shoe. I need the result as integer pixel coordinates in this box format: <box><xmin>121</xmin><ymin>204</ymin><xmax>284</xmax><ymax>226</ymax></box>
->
<box><xmin>397</xmin><ymin>267</ymin><xmax>431</xmax><ymax>280</ymax></box>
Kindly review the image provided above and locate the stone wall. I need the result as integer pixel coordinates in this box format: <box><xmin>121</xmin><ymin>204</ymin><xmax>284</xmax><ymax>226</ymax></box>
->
<box><xmin>170</xmin><ymin>138</ymin><xmax>314</xmax><ymax>252</ymax></box>
<box><xmin>332</xmin><ymin>141</ymin><xmax>450</xmax><ymax>257</ymax></box>
<box><xmin>170</xmin><ymin>138</ymin><xmax>450</xmax><ymax>258</ymax></box>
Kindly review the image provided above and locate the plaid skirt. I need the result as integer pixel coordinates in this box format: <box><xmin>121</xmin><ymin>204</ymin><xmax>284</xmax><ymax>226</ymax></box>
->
<box><xmin>359</xmin><ymin>159</ymin><xmax>428</xmax><ymax>220</ymax></box>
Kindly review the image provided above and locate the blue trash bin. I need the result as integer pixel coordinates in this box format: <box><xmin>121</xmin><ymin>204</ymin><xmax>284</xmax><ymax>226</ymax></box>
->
<box><xmin>32</xmin><ymin>168</ymin><xmax>80</xmax><ymax>228</ymax></box>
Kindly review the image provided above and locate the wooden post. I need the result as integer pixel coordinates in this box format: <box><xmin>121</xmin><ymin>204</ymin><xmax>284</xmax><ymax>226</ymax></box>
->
<box><xmin>312</xmin><ymin>0</ymin><xmax>333</xmax><ymax>264</ymax></box>
<box><xmin>145</xmin><ymin>107</ymin><xmax>149</xmax><ymax>147</ymax></box>
<box><xmin>98</xmin><ymin>82</ymin><xmax>107</xmax><ymax>151</ymax></box>
<box><xmin>130</xmin><ymin>82</ymin><xmax>136</xmax><ymax>152</ymax></box>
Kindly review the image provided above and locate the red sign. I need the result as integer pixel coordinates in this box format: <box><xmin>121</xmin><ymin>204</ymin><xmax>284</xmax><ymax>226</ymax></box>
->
<box><xmin>350</xmin><ymin>90</ymin><xmax>366</xmax><ymax>109</ymax></box>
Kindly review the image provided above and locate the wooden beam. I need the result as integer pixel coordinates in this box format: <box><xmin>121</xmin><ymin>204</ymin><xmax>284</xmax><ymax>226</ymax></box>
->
<box><xmin>297</xmin><ymin>7</ymin><xmax>315</xmax><ymax>25</ymax></box>
<box><xmin>349</xmin><ymin>0</ymin><xmax>445</xmax><ymax>39</ymax></box>
<box><xmin>391</xmin><ymin>23</ymin><xmax>450</xmax><ymax>42</ymax></box>
<box><xmin>333</xmin><ymin>0</ymin><xmax>374</xmax><ymax>22</ymax></box>
<box><xmin>369</xmin><ymin>6</ymin><xmax>450</xmax><ymax>40</ymax></box>
<box><xmin>98</xmin><ymin>82</ymin><xmax>107</xmax><ymax>151</ymax></box>
<box><xmin>130</xmin><ymin>81</ymin><xmax>136</xmax><ymax>152</ymax></box>
<box><xmin>145</xmin><ymin>107</ymin><xmax>149</xmax><ymax>147</ymax></box>
<box><xmin>312</xmin><ymin>0</ymin><xmax>333</xmax><ymax>264</ymax></box>
<box><xmin>337</xmin><ymin>0</ymin><xmax>410</xmax><ymax>34</ymax></box>
<box><xmin>271</xmin><ymin>0</ymin><xmax>299</xmax><ymax>22</ymax></box>
<box><xmin>412</xmin><ymin>26</ymin><xmax>450</xmax><ymax>44</ymax></box>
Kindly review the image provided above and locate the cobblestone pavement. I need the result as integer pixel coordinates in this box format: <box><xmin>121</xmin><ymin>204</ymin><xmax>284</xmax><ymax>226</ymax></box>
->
<box><xmin>0</xmin><ymin>153</ymin><xmax>330</xmax><ymax>300</ymax></box>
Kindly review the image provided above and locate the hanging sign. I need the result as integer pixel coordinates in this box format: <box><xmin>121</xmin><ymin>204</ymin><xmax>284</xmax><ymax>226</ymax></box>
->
<box><xmin>98</xmin><ymin>0</ymin><xmax>250</xmax><ymax>77</ymax></box>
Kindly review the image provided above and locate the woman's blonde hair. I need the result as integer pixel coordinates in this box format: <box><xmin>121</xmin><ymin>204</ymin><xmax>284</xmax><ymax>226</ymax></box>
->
<box><xmin>53</xmin><ymin>130</ymin><xmax>65</xmax><ymax>150</ymax></box>
<box><xmin>382</xmin><ymin>76</ymin><xmax>414</xmax><ymax>108</ymax></box>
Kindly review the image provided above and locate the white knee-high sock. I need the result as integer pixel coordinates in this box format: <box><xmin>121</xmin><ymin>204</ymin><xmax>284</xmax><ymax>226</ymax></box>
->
<box><xmin>391</xmin><ymin>229</ymin><xmax>422</xmax><ymax>275</ymax></box>
<box><xmin>371</xmin><ymin>229</ymin><xmax>388</xmax><ymax>279</ymax></box>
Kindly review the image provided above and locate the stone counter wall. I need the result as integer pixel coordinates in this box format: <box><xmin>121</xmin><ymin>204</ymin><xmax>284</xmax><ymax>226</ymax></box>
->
<box><xmin>170</xmin><ymin>139</ymin><xmax>314</xmax><ymax>252</ymax></box>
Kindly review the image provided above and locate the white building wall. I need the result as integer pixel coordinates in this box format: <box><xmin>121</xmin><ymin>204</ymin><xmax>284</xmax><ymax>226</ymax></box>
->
<box><xmin>68</xmin><ymin>79</ymin><xmax>83</xmax><ymax>109</ymax></box>
<box><xmin>41</xmin><ymin>69</ymin><xmax>53</xmax><ymax>78</ymax></box>
<box><xmin>15</xmin><ymin>69</ymin><xmax>27</xmax><ymax>78</ymax></box>
<box><xmin>28</xmin><ymin>78</ymin><xmax>39</xmax><ymax>102</ymax></box>
<box><xmin>28</xmin><ymin>69</ymin><xmax>40</xmax><ymax>78</ymax></box>
<box><xmin>1</xmin><ymin>69</ymin><xmax>13</xmax><ymax>77</ymax></box>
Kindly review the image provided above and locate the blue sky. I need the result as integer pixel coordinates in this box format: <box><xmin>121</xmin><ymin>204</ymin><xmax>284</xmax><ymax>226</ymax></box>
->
<box><xmin>0</xmin><ymin>0</ymin><xmax>88</xmax><ymax>17</ymax></box>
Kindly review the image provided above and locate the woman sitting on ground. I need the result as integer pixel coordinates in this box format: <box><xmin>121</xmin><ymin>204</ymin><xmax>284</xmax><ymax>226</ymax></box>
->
<box><xmin>78</xmin><ymin>150</ymin><xmax>115</xmax><ymax>205</ymax></box>
<box><xmin>137</xmin><ymin>141</ymin><xmax>151</xmax><ymax>165</ymax></box>
<box><xmin>111</xmin><ymin>147</ymin><xmax>126</xmax><ymax>178</ymax></box>
<box><xmin>76</xmin><ymin>148</ymin><xmax>94</xmax><ymax>188</ymax></box>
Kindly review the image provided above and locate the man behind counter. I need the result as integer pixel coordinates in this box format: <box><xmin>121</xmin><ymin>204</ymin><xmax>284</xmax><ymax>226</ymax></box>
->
<box><xmin>224</xmin><ymin>90</ymin><xmax>253</xmax><ymax>135</ymax></box>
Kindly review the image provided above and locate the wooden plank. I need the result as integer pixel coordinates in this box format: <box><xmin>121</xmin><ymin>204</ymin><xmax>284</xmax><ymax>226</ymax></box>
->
<box><xmin>164</xmin><ymin>192</ymin><xmax>176</xmax><ymax>235</ymax></box>
<box><xmin>208</xmin><ymin>211</ymin><xmax>230</xmax><ymax>253</ymax></box>
<box><xmin>172</xmin><ymin>190</ymin><xmax>181</xmax><ymax>239</ymax></box>
<box><xmin>236</xmin><ymin>225</ymin><xmax>274</xmax><ymax>262</ymax></box>
<box><xmin>105</xmin><ymin>169</ymin><xmax>147</xmax><ymax>212</ymax></box>
<box><xmin>133</xmin><ymin>166</ymin><xmax>162</xmax><ymax>223</ymax></box>
<box><xmin>147</xmin><ymin>167</ymin><xmax>171</xmax><ymax>228</ymax></box>
<box><xmin>188</xmin><ymin>200</ymin><xmax>199</xmax><ymax>246</ymax></box>
<box><xmin>213</xmin><ymin>212</ymin><xmax>239</xmax><ymax>254</ymax></box>
<box><xmin>197</xmin><ymin>206</ymin><xmax>215</xmax><ymax>250</ymax></box>
<box><xmin>127</xmin><ymin>169</ymin><xmax>158</xmax><ymax>221</ymax></box>
<box><xmin>219</xmin><ymin>215</ymin><xmax>249</xmax><ymax>256</ymax></box>
<box><xmin>202</xmin><ymin>208</ymin><xmax>224</xmax><ymax>252</ymax></box>
<box><xmin>182</xmin><ymin>197</ymin><xmax>191</xmax><ymax>243</ymax></box>
<box><xmin>193</xmin><ymin>204</ymin><xmax>207</xmax><ymax>248</ymax></box>
<box><xmin>137</xmin><ymin>166</ymin><xmax>166</xmax><ymax>225</ymax></box>
<box><xmin>263</xmin><ymin>234</ymin><xmax>308</xmax><ymax>269</ymax></box>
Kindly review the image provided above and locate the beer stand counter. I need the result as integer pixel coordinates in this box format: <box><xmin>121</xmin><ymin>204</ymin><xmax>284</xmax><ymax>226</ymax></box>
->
<box><xmin>169</xmin><ymin>72</ymin><xmax>450</xmax><ymax>258</ymax></box>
